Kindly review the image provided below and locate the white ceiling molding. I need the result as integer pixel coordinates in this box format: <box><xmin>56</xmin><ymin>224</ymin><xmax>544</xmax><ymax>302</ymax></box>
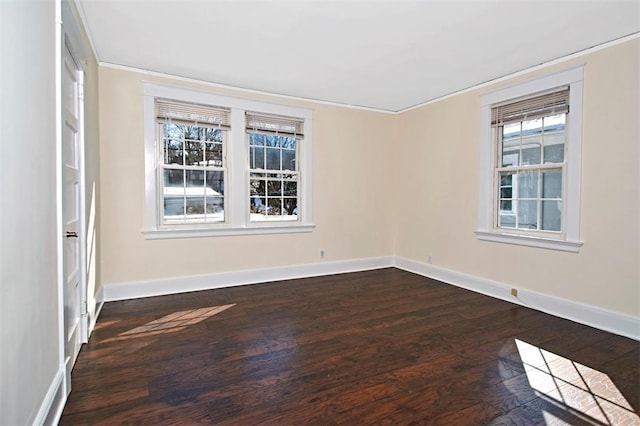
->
<box><xmin>77</xmin><ymin>0</ymin><xmax>639</xmax><ymax>112</ymax></box>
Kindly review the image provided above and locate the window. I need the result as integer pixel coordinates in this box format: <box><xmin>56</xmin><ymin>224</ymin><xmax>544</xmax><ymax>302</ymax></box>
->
<box><xmin>247</xmin><ymin>113</ymin><xmax>302</xmax><ymax>222</ymax></box>
<box><xmin>157</xmin><ymin>100</ymin><xmax>229</xmax><ymax>225</ymax></box>
<box><xmin>143</xmin><ymin>83</ymin><xmax>313</xmax><ymax>238</ymax></box>
<box><xmin>477</xmin><ymin>67</ymin><xmax>583</xmax><ymax>252</ymax></box>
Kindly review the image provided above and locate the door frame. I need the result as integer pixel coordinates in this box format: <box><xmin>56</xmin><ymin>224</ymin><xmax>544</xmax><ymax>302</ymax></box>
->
<box><xmin>57</xmin><ymin>6</ymin><xmax>89</xmax><ymax>396</ymax></box>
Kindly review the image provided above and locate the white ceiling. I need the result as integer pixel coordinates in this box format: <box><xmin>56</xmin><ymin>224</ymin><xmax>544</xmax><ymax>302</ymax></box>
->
<box><xmin>77</xmin><ymin>0</ymin><xmax>639</xmax><ymax>112</ymax></box>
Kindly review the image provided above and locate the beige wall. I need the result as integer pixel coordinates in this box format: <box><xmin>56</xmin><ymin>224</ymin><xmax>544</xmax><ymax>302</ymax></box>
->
<box><xmin>99</xmin><ymin>39</ymin><xmax>638</xmax><ymax>320</ymax></box>
<box><xmin>98</xmin><ymin>67</ymin><xmax>395</xmax><ymax>285</ymax></box>
<box><xmin>395</xmin><ymin>39</ymin><xmax>639</xmax><ymax>317</ymax></box>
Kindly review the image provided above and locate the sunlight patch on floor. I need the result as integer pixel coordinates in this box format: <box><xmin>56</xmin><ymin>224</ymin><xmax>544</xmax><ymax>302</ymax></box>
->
<box><xmin>103</xmin><ymin>304</ymin><xmax>235</xmax><ymax>343</ymax></box>
<box><xmin>515</xmin><ymin>339</ymin><xmax>639</xmax><ymax>425</ymax></box>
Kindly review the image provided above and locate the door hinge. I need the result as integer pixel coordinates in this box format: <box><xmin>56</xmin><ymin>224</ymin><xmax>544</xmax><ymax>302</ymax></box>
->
<box><xmin>82</xmin><ymin>301</ymin><xmax>88</xmax><ymax>316</ymax></box>
<box><xmin>78</xmin><ymin>85</ymin><xmax>84</xmax><ymax>101</ymax></box>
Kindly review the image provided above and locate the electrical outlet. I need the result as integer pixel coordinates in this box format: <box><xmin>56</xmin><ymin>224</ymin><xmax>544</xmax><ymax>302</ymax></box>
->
<box><xmin>320</xmin><ymin>249</ymin><xmax>325</xmax><ymax>259</ymax></box>
<box><xmin>511</xmin><ymin>288</ymin><xmax>518</xmax><ymax>297</ymax></box>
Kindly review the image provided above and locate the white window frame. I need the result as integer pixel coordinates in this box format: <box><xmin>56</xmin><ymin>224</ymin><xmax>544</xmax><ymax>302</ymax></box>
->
<box><xmin>476</xmin><ymin>66</ymin><xmax>584</xmax><ymax>252</ymax></box>
<box><xmin>142</xmin><ymin>82</ymin><xmax>314</xmax><ymax>239</ymax></box>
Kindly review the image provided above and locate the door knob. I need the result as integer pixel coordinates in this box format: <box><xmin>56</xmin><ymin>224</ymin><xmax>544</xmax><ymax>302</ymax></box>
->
<box><xmin>66</xmin><ymin>231</ymin><xmax>78</xmax><ymax>238</ymax></box>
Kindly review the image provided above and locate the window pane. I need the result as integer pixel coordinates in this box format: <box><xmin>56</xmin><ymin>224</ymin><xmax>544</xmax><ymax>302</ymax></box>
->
<box><xmin>541</xmin><ymin>200</ymin><xmax>561</xmax><ymax>231</ymax></box>
<box><xmin>250</xmin><ymin>196</ymin><xmax>266</xmax><ymax>213</ymax></box>
<box><xmin>542</xmin><ymin>170</ymin><xmax>562</xmax><ymax>199</ymax></box>
<box><xmin>250</xmin><ymin>146</ymin><xmax>265</xmax><ymax>169</ymax></box>
<box><xmin>164</xmin><ymin>196</ymin><xmax>184</xmax><ymax>218</ymax></box>
<box><xmin>503</xmin><ymin>122</ymin><xmax>521</xmax><ymax>138</ymax></box>
<box><xmin>283</xmin><ymin>181</ymin><xmax>297</xmax><ymax>197</ymax></box>
<box><xmin>283</xmin><ymin>198</ymin><xmax>298</xmax><ymax>217</ymax></box>
<box><xmin>500</xmin><ymin>174</ymin><xmax>512</xmax><ymax>186</ymax></box>
<box><xmin>543</xmin><ymin>132</ymin><xmax>565</xmax><ymax>163</ymax></box>
<box><xmin>206</xmin><ymin>171</ymin><xmax>224</xmax><ymax>194</ymax></box>
<box><xmin>282</xmin><ymin>149</ymin><xmax>296</xmax><ymax>171</ymax></box>
<box><xmin>205</xmin><ymin>171</ymin><xmax>224</xmax><ymax>221</ymax></box>
<box><xmin>164</xmin><ymin>123</ymin><xmax>183</xmax><ymax>139</ymax></box>
<box><xmin>543</xmin><ymin>114</ymin><xmax>565</xmax><ymax>131</ymax></box>
<box><xmin>267</xmin><ymin>198</ymin><xmax>282</xmax><ymax>215</ymax></box>
<box><xmin>249</xmin><ymin>133</ymin><xmax>266</xmax><ymax>146</ymax></box>
<box><xmin>164</xmin><ymin>139</ymin><xmax>183</xmax><ymax>165</ymax></box>
<box><xmin>163</xmin><ymin>170</ymin><xmax>186</xmax><ymax>220</ymax></box>
<box><xmin>163</xmin><ymin>168</ymin><xmax>184</xmax><ymax>187</ymax></box>
<box><xmin>267</xmin><ymin>180</ymin><xmax>282</xmax><ymax>196</ymax></box>
<box><xmin>522</xmin><ymin>118</ymin><xmax>542</xmax><ymax>134</ymax></box>
<box><xmin>205</xmin><ymin>142</ymin><xmax>223</xmax><ymax>167</ymax></box>
<box><xmin>249</xmin><ymin>179</ymin><xmax>267</xmax><ymax>214</ymax></box>
<box><xmin>186</xmin><ymin>169</ymin><xmax>204</xmax><ymax>187</ymax></box>
<box><xmin>500</xmin><ymin>187</ymin><xmax>512</xmax><ymax>199</ymax></box>
<box><xmin>185</xmin><ymin>197</ymin><xmax>205</xmax><ymax>218</ymax></box>
<box><xmin>185</xmin><ymin>126</ymin><xmax>202</xmax><ymax>141</ymax></box>
<box><xmin>205</xmin><ymin>128</ymin><xmax>223</xmax><ymax>142</ymax></box>
<box><xmin>502</xmin><ymin>137</ymin><xmax>519</xmax><ymax>166</ymax></box>
<box><xmin>517</xmin><ymin>171</ymin><xmax>539</xmax><ymax>199</ymax></box>
<box><xmin>499</xmin><ymin>213</ymin><xmax>516</xmax><ymax>228</ymax></box>
<box><xmin>518</xmin><ymin>200</ymin><xmax>538</xmax><ymax>230</ymax></box>
<box><xmin>521</xmin><ymin>136</ymin><xmax>541</xmax><ymax>165</ymax></box>
<box><xmin>266</xmin><ymin>147</ymin><xmax>280</xmax><ymax>170</ymax></box>
<box><xmin>184</xmin><ymin>170</ymin><xmax>205</xmax><ymax>218</ymax></box>
<box><xmin>184</xmin><ymin>140</ymin><xmax>204</xmax><ymax>166</ymax></box>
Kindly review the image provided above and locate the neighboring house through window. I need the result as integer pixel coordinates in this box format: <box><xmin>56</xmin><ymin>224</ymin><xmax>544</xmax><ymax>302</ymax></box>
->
<box><xmin>476</xmin><ymin>67</ymin><xmax>584</xmax><ymax>252</ymax></box>
<box><xmin>143</xmin><ymin>83</ymin><xmax>313</xmax><ymax>238</ymax></box>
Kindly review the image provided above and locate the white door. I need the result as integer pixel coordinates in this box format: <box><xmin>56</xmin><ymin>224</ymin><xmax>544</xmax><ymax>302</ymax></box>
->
<box><xmin>62</xmin><ymin>43</ymin><xmax>85</xmax><ymax>388</ymax></box>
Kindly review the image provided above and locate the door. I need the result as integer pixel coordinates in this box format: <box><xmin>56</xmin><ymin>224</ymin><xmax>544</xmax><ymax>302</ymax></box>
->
<box><xmin>62</xmin><ymin>42</ymin><xmax>85</xmax><ymax>388</ymax></box>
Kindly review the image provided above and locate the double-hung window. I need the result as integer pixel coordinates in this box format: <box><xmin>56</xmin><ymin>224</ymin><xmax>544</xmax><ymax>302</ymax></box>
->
<box><xmin>477</xmin><ymin>67</ymin><xmax>584</xmax><ymax>252</ymax></box>
<box><xmin>157</xmin><ymin>100</ymin><xmax>229</xmax><ymax>225</ymax></box>
<box><xmin>247</xmin><ymin>113</ymin><xmax>302</xmax><ymax>222</ymax></box>
<box><xmin>143</xmin><ymin>83</ymin><xmax>313</xmax><ymax>238</ymax></box>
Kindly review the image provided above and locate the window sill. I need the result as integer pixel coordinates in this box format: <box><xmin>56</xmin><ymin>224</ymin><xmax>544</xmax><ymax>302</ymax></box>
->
<box><xmin>143</xmin><ymin>223</ymin><xmax>315</xmax><ymax>239</ymax></box>
<box><xmin>475</xmin><ymin>230</ymin><xmax>582</xmax><ymax>253</ymax></box>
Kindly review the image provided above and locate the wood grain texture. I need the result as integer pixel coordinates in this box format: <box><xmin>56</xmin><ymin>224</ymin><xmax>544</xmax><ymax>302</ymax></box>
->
<box><xmin>60</xmin><ymin>268</ymin><xmax>640</xmax><ymax>425</ymax></box>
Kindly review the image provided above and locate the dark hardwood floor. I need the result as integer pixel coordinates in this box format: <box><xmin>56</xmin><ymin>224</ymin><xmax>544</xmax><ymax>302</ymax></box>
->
<box><xmin>60</xmin><ymin>268</ymin><xmax>640</xmax><ymax>425</ymax></box>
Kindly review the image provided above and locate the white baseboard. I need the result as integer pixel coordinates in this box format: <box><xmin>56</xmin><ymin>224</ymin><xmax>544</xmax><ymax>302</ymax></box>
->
<box><xmin>394</xmin><ymin>256</ymin><xmax>640</xmax><ymax>341</ymax></box>
<box><xmin>33</xmin><ymin>367</ymin><xmax>65</xmax><ymax>426</ymax></box>
<box><xmin>99</xmin><ymin>255</ymin><xmax>638</xmax><ymax>341</ymax></box>
<box><xmin>88</xmin><ymin>288</ymin><xmax>104</xmax><ymax>338</ymax></box>
<box><xmin>102</xmin><ymin>256</ymin><xmax>394</xmax><ymax>302</ymax></box>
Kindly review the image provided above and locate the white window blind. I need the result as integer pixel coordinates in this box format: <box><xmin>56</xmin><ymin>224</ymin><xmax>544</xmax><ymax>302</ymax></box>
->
<box><xmin>156</xmin><ymin>99</ymin><xmax>231</xmax><ymax>129</ymax></box>
<box><xmin>246</xmin><ymin>112</ymin><xmax>304</xmax><ymax>138</ymax></box>
<box><xmin>492</xmin><ymin>87</ymin><xmax>569</xmax><ymax>126</ymax></box>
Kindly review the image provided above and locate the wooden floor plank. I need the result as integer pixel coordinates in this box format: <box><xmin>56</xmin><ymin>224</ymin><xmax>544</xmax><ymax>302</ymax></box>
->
<box><xmin>60</xmin><ymin>268</ymin><xmax>640</xmax><ymax>425</ymax></box>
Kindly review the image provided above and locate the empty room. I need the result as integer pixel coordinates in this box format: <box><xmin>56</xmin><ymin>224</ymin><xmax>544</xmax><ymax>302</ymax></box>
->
<box><xmin>1</xmin><ymin>0</ymin><xmax>639</xmax><ymax>424</ymax></box>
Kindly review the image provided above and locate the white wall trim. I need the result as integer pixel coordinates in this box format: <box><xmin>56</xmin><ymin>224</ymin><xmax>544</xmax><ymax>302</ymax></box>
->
<box><xmin>142</xmin><ymin>82</ymin><xmax>314</xmax><ymax>238</ymax></box>
<box><xmin>103</xmin><ymin>62</ymin><xmax>393</xmax><ymax>113</ymax></box>
<box><xmin>102</xmin><ymin>256</ymin><xmax>394</xmax><ymax>302</ymax></box>
<box><xmin>394</xmin><ymin>257</ymin><xmax>640</xmax><ymax>341</ymax></box>
<box><xmin>476</xmin><ymin>65</ymin><xmax>584</xmax><ymax>251</ymax></box>
<box><xmin>33</xmin><ymin>368</ymin><xmax>65</xmax><ymax>426</ymax></box>
<box><xmin>98</xmin><ymin>33</ymin><xmax>640</xmax><ymax>115</ymax></box>
<box><xmin>398</xmin><ymin>32</ymin><xmax>640</xmax><ymax>113</ymax></box>
<box><xmin>100</xmin><ymin>256</ymin><xmax>638</xmax><ymax>341</ymax></box>
<box><xmin>88</xmin><ymin>286</ymin><xmax>105</xmax><ymax>337</ymax></box>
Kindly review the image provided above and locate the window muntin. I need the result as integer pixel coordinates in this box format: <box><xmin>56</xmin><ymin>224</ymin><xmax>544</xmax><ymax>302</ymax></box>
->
<box><xmin>156</xmin><ymin>99</ymin><xmax>230</xmax><ymax>226</ymax></box>
<box><xmin>246</xmin><ymin>112</ymin><xmax>304</xmax><ymax>223</ymax></box>
<box><xmin>249</xmin><ymin>133</ymin><xmax>299</xmax><ymax>222</ymax></box>
<box><xmin>161</xmin><ymin>123</ymin><xmax>226</xmax><ymax>224</ymax></box>
<box><xmin>496</xmin><ymin>113</ymin><xmax>565</xmax><ymax>233</ymax></box>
